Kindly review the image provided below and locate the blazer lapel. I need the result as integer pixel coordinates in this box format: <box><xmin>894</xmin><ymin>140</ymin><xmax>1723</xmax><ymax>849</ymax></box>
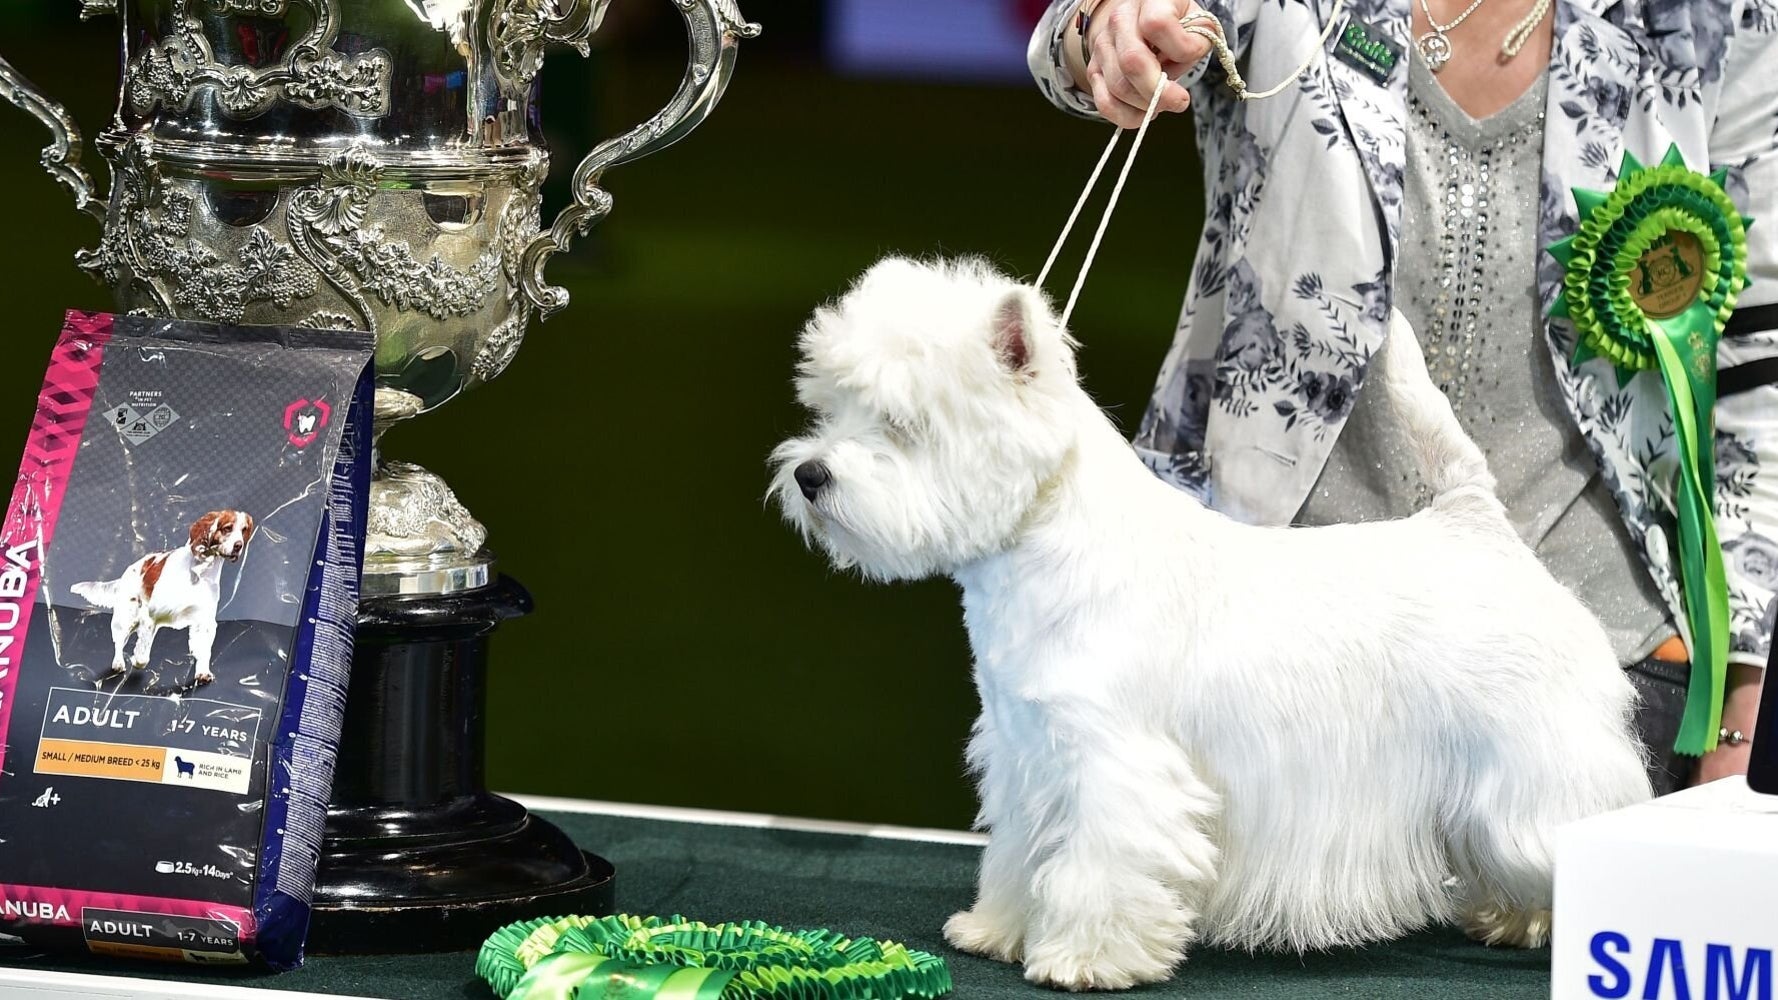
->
<box><xmin>1328</xmin><ymin>0</ymin><xmax>1411</xmax><ymax>260</ymax></box>
<box><xmin>1537</xmin><ymin>0</ymin><xmax>1637</xmax><ymax>350</ymax></box>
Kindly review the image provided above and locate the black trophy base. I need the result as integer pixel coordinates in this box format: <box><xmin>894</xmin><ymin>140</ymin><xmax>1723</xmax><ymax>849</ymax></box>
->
<box><xmin>308</xmin><ymin>575</ymin><xmax>615</xmax><ymax>955</ymax></box>
<box><xmin>307</xmin><ymin>799</ymin><xmax>615</xmax><ymax>954</ymax></box>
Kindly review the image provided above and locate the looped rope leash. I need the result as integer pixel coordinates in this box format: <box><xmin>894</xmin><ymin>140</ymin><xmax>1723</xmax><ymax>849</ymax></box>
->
<box><xmin>1038</xmin><ymin>0</ymin><xmax>1348</xmax><ymax>326</ymax></box>
<box><xmin>1035</xmin><ymin>77</ymin><xmax>1172</xmax><ymax>326</ymax></box>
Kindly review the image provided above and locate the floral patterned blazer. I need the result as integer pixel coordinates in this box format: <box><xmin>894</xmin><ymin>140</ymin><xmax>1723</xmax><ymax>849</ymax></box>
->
<box><xmin>1029</xmin><ymin>0</ymin><xmax>1778</xmax><ymax>668</ymax></box>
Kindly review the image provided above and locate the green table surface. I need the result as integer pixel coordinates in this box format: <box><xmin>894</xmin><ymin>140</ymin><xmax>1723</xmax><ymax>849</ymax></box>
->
<box><xmin>0</xmin><ymin>806</ymin><xmax>1551</xmax><ymax>998</ymax></box>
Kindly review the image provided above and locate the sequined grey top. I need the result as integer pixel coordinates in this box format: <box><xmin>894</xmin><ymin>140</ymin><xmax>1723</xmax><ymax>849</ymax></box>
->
<box><xmin>1296</xmin><ymin>50</ymin><xmax>1672</xmax><ymax>663</ymax></box>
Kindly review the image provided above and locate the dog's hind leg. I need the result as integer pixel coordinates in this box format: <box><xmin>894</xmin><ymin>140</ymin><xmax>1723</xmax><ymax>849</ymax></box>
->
<box><xmin>1017</xmin><ymin>726</ymin><xmax>1219</xmax><ymax>991</ymax></box>
<box><xmin>1447</xmin><ymin>720</ymin><xmax>1649</xmax><ymax>948</ymax></box>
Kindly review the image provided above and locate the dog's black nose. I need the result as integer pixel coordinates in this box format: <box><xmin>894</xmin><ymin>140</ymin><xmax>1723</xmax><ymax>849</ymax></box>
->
<box><xmin>794</xmin><ymin>461</ymin><xmax>830</xmax><ymax>501</ymax></box>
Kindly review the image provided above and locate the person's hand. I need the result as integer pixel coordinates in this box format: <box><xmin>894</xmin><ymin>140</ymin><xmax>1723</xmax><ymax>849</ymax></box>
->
<box><xmin>1070</xmin><ymin>0</ymin><xmax>1215</xmax><ymax>129</ymax></box>
<box><xmin>1695</xmin><ymin>663</ymin><xmax>1763</xmax><ymax>785</ymax></box>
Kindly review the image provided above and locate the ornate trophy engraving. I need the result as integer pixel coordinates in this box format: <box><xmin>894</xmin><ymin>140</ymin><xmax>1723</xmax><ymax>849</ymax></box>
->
<box><xmin>3</xmin><ymin>0</ymin><xmax>756</xmax><ymax>951</ymax></box>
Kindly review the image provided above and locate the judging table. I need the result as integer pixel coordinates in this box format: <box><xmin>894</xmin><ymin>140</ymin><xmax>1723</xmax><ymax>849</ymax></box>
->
<box><xmin>0</xmin><ymin>797</ymin><xmax>1550</xmax><ymax>999</ymax></box>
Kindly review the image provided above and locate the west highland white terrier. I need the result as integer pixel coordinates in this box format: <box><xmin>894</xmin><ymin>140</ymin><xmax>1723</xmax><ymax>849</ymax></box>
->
<box><xmin>770</xmin><ymin>257</ymin><xmax>1652</xmax><ymax>991</ymax></box>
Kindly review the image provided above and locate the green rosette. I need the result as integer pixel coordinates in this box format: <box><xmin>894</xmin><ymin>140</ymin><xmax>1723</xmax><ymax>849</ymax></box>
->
<box><xmin>1548</xmin><ymin>144</ymin><xmax>1753</xmax><ymax>756</ymax></box>
<box><xmin>477</xmin><ymin>915</ymin><xmax>954</xmax><ymax>1000</ymax></box>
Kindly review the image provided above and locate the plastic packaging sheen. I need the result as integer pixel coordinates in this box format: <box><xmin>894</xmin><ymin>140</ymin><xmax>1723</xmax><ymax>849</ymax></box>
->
<box><xmin>0</xmin><ymin>311</ymin><xmax>373</xmax><ymax>968</ymax></box>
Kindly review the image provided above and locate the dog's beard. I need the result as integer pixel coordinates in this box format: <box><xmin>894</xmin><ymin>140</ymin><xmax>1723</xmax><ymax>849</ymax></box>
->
<box><xmin>771</xmin><ymin>407</ymin><xmax>1070</xmax><ymax>583</ymax></box>
<box><xmin>787</xmin><ymin>504</ymin><xmax>939</xmax><ymax>583</ymax></box>
<box><xmin>770</xmin><ymin>444</ymin><xmax>879</xmax><ymax>578</ymax></box>
<box><xmin>768</xmin><ymin>450</ymin><xmax>842</xmax><ymax>563</ymax></box>
<box><xmin>769</xmin><ymin>438</ymin><xmax>955</xmax><ymax>582</ymax></box>
<box><xmin>778</xmin><ymin>494</ymin><xmax>863</xmax><ymax>575</ymax></box>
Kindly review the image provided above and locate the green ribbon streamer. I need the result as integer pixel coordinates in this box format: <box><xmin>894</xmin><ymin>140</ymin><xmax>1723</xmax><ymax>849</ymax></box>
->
<box><xmin>1547</xmin><ymin>145</ymin><xmax>1752</xmax><ymax>755</ymax></box>
<box><xmin>478</xmin><ymin>915</ymin><xmax>953</xmax><ymax>1000</ymax></box>
<box><xmin>1649</xmin><ymin>308</ymin><xmax>1731</xmax><ymax>754</ymax></box>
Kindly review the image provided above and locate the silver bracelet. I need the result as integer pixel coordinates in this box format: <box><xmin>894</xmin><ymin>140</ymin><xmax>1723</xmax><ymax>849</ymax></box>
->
<box><xmin>1720</xmin><ymin>727</ymin><xmax>1749</xmax><ymax>747</ymax></box>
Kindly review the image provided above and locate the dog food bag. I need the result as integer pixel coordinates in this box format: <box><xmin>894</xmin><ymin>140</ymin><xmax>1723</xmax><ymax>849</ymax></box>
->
<box><xmin>0</xmin><ymin>311</ymin><xmax>372</xmax><ymax>968</ymax></box>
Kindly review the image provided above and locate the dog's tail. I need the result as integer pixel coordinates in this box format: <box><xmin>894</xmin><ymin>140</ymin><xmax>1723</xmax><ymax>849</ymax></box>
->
<box><xmin>1373</xmin><ymin>308</ymin><xmax>1497</xmax><ymax>501</ymax></box>
<box><xmin>71</xmin><ymin>580</ymin><xmax>124</xmax><ymax>609</ymax></box>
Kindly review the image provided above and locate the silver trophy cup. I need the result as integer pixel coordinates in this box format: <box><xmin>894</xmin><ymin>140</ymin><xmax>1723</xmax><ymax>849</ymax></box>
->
<box><xmin>2</xmin><ymin>0</ymin><xmax>755</xmax><ymax>951</ymax></box>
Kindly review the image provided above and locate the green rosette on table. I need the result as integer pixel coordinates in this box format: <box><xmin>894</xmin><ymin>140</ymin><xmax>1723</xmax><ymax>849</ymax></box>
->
<box><xmin>1547</xmin><ymin>144</ymin><xmax>1753</xmax><ymax>756</ymax></box>
<box><xmin>476</xmin><ymin>915</ymin><xmax>954</xmax><ymax>1000</ymax></box>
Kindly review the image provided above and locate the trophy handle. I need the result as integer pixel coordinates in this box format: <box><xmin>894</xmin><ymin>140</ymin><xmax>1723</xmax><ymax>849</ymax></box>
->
<box><xmin>518</xmin><ymin>0</ymin><xmax>759</xmax><ymax>319</ymax></box>
<box><xmin>0</xmin><ymin>9</ymin><xmax>111</xmax><ymax>225</ymax></box>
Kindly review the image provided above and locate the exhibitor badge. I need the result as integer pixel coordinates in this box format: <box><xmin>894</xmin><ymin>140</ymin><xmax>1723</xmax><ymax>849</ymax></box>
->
<box><xmin>1333</xmin><ymin>16</ymin><xmax>1402</xmax><ymax>85</ymax></box>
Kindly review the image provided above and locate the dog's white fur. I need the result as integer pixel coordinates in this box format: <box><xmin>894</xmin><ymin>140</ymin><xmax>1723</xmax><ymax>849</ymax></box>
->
<box><xmin>72</xmin><ymin>510</ymin><xmax>254</xmax><ymax>687</ymax></box>
<box><xmin>771</xmin><ymin>258</ymin><xmax>1651</xmax><ymax>991</ymax></box>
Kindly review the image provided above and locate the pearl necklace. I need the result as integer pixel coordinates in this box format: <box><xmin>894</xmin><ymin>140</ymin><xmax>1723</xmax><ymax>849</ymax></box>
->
<box><xmin>1417</xmin><ymin>0</ymin><xmax>1553</xmax><ymax>71</ymax></box>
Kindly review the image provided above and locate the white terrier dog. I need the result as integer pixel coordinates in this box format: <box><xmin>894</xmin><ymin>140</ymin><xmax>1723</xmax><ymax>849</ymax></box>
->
<box><xmin>771</xmin><ymin>257</ymin><xmax>1652</xmax><ymax>991</ymax></box>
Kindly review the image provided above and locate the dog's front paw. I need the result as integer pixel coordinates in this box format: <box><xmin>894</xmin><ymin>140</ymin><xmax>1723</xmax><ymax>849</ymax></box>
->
<box><xmin>943</xmin><ymin>908</ymin><xmax>1023</xmax><ymax>964</ymax></box>
<box><xmin>1021</xmin><ymin>934</ymin><xmax>1181</xmax><ymax>992</ymax></box>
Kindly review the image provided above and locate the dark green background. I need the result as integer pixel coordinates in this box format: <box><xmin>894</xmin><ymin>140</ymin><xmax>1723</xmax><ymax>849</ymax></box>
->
<box><xmin>0</xmin><ymin>3</ymin><xmax>1202</xmax><ymax>830</ymax></box>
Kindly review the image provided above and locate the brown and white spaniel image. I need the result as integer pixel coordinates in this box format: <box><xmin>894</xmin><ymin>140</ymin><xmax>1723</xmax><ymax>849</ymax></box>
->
<box><xmin>71</xmin><ymin>510</ymin><xmax>256</xmax><ymax>686</ymax></box>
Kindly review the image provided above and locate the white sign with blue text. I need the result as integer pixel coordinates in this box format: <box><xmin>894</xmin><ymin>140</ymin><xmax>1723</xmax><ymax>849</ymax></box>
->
<box><xmin>1554</xmin><ymin>778</ymin><xmax>1778</xmax><ymax>1000</ymax></box>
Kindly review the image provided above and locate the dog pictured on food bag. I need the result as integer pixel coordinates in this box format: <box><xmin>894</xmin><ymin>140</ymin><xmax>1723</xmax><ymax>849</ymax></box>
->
<box><xmin>71</xmin><ymin>509</ymin><xmax>255</xmax><ymax>688</ymax></box>
<box><xmin>771</xmin><ymin>257</ymin><xmax>1651</xmax><ymax>991</ymax></box>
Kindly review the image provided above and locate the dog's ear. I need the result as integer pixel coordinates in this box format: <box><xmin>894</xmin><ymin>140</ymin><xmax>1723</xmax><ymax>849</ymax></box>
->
<box><xmin>240</xmin><ymin>512</ymin><xmax>256</xmax><ymax>541</ymax></box>
<box><xmin>189</xmin><ymin>512</ymin><xmax>221</xmax><ymax>552</ymax></box>
<box><xmin>992</xmin><ymin>289</ymin><xmax>1037</xmax><ymax>376</ymax></box>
